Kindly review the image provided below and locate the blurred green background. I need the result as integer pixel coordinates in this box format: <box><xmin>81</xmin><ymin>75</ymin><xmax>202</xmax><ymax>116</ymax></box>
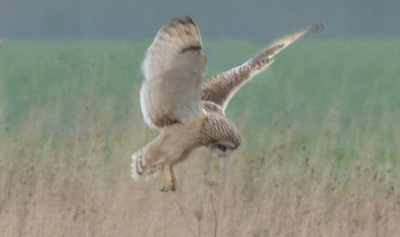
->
<box><xmin>1</xmin><ymin>0</ymin><xmax>400</xmax><ymax>41</ymax></box>
<box><xmin>1</xmin><ymin>40</ymin><xmax>399</xmax><ymax>167</ymax></box>
<box><xmin>1</xmin><ymin>0</ymin><xmax>399</xmax><ymax>170</ymax></box>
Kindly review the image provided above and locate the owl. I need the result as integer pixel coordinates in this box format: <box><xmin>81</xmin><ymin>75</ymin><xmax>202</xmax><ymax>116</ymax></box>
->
<box><xmin>131</xmin><ymin>17</ymin><xmax>324</xmax><ymax>191</ymax></box>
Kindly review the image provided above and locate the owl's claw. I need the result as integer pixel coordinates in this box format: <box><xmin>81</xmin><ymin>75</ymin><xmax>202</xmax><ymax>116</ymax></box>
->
<box><xmin>160</xmin><ymin>184</ymin><xmax>175</xmax><ymax>192</ymax></box>
<box><xmin>160</xmin><ymin>186</ymin><xmax>168</xmax><ymax>192</ymax></box>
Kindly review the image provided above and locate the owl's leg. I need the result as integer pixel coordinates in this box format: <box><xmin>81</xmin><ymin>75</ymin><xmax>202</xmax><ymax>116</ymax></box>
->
<box><xmin>160</xmin><ymin>163</ymin><xmax>176</xmax><ymax>192</ymax></box>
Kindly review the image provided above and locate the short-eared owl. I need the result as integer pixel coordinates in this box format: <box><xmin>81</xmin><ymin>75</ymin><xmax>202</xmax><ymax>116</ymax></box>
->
<box><xmin>131</xmin><ymin>17</ymin><xmax>324</xmax><ymax>191</ymax></box>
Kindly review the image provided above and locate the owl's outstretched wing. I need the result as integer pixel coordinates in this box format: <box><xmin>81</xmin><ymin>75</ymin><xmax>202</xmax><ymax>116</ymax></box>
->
<box><xmin>140</xmin><ymin>17</ymin><xmax>208</xmax><ymax>129</ymax></box>
<box><xmin>201</xmin><ymin>23</ymin><xmax>325</xmax><ymax>111</ymax></box>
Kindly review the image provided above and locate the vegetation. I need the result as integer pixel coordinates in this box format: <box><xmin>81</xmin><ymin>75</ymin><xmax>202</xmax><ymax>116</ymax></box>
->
<box><xmin>0</xmin><ymin>40</ymin><xmax>399</xmax><ymax>236</ymax></box>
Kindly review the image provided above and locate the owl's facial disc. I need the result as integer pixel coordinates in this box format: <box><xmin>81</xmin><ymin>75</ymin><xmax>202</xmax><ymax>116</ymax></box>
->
<box><xmin>209</xmin><ymin>141</ymin><xmax>237</xmax><ymax>158</ymax></box>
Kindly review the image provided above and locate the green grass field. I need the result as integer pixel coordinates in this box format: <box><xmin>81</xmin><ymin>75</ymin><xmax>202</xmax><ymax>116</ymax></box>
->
<box><xmin>1</xmin><ymin>40</ymin><xmax>399</xmax><ymax>164</ymax></box>
<box><xmin>0</xmin><ymin>40</ymin><xmax>399</xmax><ymax>236</ymax></box>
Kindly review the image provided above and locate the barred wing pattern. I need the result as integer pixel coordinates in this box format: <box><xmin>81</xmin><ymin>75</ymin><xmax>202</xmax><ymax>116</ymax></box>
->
<box><xmin>201</xmin><ymin>23</ymin><xmax>325</xmax><ymax>111</ymax></box>
<box><xmin>140</xmin><ymin>17</ymin><xmax>208</xmax><ymax>129</ymax></box>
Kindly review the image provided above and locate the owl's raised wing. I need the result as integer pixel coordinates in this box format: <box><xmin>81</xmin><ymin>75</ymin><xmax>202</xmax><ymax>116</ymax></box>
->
<box><xmin>140</xmin><ymin>17</ymin><xmax>207</xmax><ymax>129</ymax></box>
<box><xmin>201</xmin><ymin>23</ymin><xmax>325</xmax><ymax>111</ymax></box>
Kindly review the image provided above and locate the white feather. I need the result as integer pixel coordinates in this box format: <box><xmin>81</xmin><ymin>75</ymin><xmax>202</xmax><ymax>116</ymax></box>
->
<box><xmin>130</xmin><ymin>152</ymin><xmax>141</xmax><ymax>180</ymax></box>
<box><xmin>139</xmin><ymin>81</ymin><xmax>157</xmax><ymax>129</ymax></box>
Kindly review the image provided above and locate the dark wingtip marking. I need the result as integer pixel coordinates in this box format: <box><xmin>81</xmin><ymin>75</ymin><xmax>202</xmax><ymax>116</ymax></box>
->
<box><xmin>170</xmin><ymin>16</ymin><xmax>195</xmax><ymax>26</ymax></box>
<box><xmin>314</xmin><ymin>22</ymin><xmax>326</xmax><ymax>31</ymax></box>
<box><xmin>169</xmin><ymin>18</ymin><xmax>182</xmax><ymax>27</ymax></box>
<box><xmin>307</xmin><ymin>22</ymin><xmax>326</xmax><ymax>35</ymax></box>
<box><xmin>183</xmin><ymin>16</ymin><xmax>195</xmax><ymax>24</ymax></box>
<box><xmin>181</xmin><ymin>45</ymin><xmax>201</xmax><ymax>53</ymax></box>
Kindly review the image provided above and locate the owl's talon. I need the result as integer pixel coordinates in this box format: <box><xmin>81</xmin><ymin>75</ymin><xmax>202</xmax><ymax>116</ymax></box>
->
<box><xmin>160</xmin><ymin>184</ymin><xmax>175</xmax><ymax>192</ymax></box>
<box><xmin>160</xmin><ymin>186</ymin><xmax>168</xmax><ymax>192</ymax></box>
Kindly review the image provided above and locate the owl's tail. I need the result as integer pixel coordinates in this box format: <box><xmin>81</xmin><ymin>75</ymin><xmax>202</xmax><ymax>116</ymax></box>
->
<box><xmin>131</xmin><ymin>149</ymin><xmax>146</xmax><ymax>180</ymax></box>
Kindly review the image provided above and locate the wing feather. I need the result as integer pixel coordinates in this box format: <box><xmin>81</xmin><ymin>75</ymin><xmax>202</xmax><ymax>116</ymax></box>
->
<box><xmin>201</xmin><ymin>23</ymin><xmax>325</xmax><ymax>110</ymax></box>
<box><xmin>140</xmin><ymin>17</ymin><xmax>207</xmax><ymax>129</ymax></box>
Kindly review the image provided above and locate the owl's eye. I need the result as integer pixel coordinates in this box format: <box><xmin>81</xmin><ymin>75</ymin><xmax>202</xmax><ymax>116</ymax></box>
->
<box><xmin>217</xmin><ymin>144</ymin><xmax>227</xmax><ymax>152</ymax></box>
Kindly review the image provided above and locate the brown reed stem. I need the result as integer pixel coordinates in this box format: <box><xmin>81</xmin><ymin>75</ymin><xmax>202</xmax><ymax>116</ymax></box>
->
<box><xmin>173</xmin><ymin>196</ymin><xmax>197</xmax><ymax>237</ymax></box>
<box><xmin>210</xmin><ymin>192</ymin><xmax>218</xmax><ymax>237</ymax></box>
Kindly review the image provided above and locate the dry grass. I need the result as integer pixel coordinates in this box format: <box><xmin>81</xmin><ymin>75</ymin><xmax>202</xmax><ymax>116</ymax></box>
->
<box><xmin>0</xmin><ymin>99</ymin><xmax>399</xmax><ymax>237</ymax></box>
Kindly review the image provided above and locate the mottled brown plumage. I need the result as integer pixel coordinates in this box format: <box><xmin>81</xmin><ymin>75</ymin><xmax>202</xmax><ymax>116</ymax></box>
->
<box><xmin>131</xmin><ymin>17</ymin><xmax>324</xmax><ymax>191</ymax></box>
<box><xmin>201</xmin><ymin>23</ymin><xmax>325</xmax><ymax>110</ymax></box>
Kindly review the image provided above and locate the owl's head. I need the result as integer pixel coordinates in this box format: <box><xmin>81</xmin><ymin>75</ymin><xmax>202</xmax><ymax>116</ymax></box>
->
<box><xmin>200</xmin><ymin>114</ymin><xmax>242</xmax><ymax>158</ymax></box>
